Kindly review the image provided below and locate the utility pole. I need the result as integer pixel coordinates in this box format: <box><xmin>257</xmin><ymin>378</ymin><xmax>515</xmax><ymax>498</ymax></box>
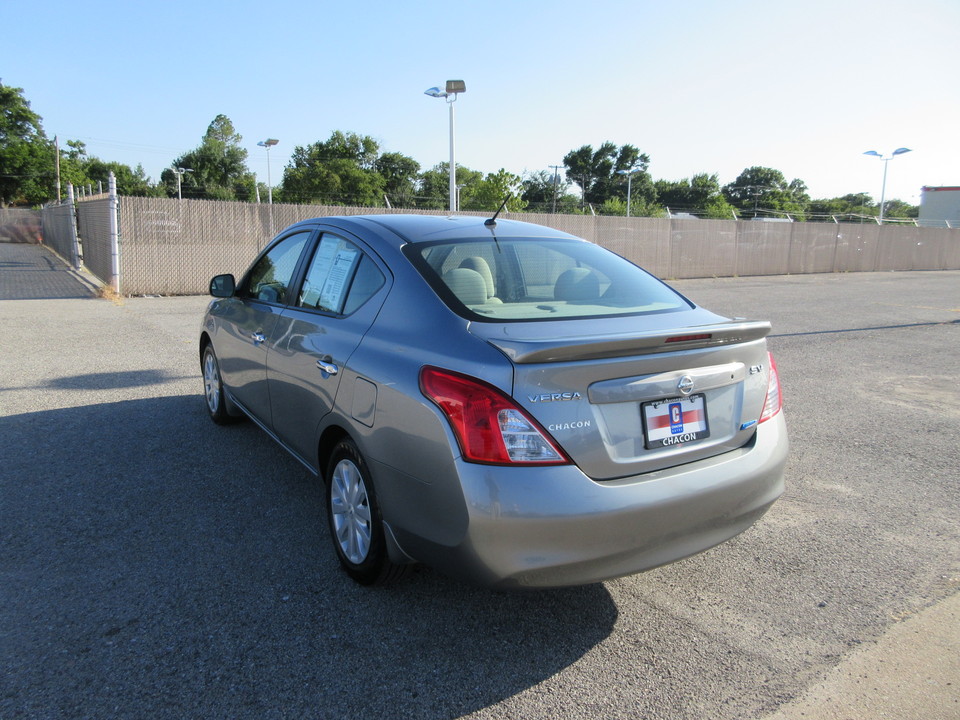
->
<box><xmin>549</xmin><ymin>165</ymin><xmax>562</xmax><ymax>213</ymax></box>
<box><xmin>54</xmin><ymin>136</ymin><xmax>61</xmax><ymax>202</ymax></box>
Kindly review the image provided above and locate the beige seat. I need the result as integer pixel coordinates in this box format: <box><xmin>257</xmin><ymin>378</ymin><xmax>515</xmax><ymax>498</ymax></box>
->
<box><xmin>459</xmin><ymin>257</ymin><xmax>495</xmax><ymax>297</ymax></box>
<box><xmin>554</xmin><ymin>268</ymin><xmax>599</xmax><ymax>301</ymax></box>
<box><xmin>443</xmin><ymin>267</ymin><xmax>488</xmax><ymax>305</ymax></box>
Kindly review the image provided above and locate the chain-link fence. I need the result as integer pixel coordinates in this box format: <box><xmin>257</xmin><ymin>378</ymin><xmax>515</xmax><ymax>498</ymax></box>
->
<box><xmin>41</xmin><ymin>191</ymin><xmax>81</xmax><ymax>270</ymax></box>
<box><xmin>54</xmin><ymin>191</ymin><xmax>960</xmax><ymax>296</ymax></box>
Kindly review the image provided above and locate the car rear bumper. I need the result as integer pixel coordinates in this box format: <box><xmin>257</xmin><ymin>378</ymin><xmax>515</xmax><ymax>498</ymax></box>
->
<box><xmin>389</xmin><ymin>412</ymin><xmax>788</xmax><ymax>588</ymax></box>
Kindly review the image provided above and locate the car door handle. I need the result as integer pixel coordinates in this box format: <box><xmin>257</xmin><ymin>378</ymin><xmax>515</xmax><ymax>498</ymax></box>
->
<box><xmin>317</xmin><ymin>357</ymin><xmax>339</xmax><ymax>376</ymax></box>
<box><xmin>251</xmin><ymin>331</ymin><xmax>266</xmax><ymax>345</ymax></box>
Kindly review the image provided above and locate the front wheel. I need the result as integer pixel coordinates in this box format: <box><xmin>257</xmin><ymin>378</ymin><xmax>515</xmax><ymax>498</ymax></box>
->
<box><xmin>202</xmin><ymin>344</ymin><xmax>238</xmax><ymax>425</ymax></box>
<box><xmin>326</xmin><ymin>439</ymin><xmax>408</xmax><ymax>585</ymax></box>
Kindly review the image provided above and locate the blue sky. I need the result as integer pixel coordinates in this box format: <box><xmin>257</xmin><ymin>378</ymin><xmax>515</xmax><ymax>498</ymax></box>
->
<box><xmin>3</xmin><ymin>0</ymin><xmax>957</xmax><ymax>205</ymax></box>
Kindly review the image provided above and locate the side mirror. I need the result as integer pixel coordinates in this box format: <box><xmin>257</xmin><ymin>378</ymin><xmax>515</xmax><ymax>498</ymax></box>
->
<box><xmin>209</xmin><ymin>274</ymin><xmax>236</xmax><ymax>298</ymax></box>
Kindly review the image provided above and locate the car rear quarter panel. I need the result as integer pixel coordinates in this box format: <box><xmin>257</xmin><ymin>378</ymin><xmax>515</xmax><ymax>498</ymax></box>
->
<box><xmin>326</xmin><ymin>263</ymin><xmax>516</xmax><ymax>549</ymax></box>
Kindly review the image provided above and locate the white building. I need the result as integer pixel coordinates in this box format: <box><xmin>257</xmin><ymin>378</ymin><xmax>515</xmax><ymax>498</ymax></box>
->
<box><xmin>919</xmin><ymin>186</ymin><xmax>960</xmax><ymax>227</ymax></box>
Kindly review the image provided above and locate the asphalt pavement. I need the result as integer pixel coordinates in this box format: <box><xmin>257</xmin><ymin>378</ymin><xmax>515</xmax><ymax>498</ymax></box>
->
<box><xmin>1</xmin><ymin>242</ymin><xmax>958</xmax><ymax>719</ymax></box>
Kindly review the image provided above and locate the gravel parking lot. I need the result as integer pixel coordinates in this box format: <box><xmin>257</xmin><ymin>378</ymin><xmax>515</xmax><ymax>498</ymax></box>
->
<box><xmin>2</xmin><ymin>245</ymin><xmax>958</xmax><ymax>719</ymax></box>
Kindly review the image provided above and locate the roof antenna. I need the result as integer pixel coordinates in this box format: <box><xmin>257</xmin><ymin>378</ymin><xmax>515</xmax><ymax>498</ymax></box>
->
<box><xmin>485</xmin><ymin>196</ymin><xmax>510</xmax><ymax>226</ymax></box>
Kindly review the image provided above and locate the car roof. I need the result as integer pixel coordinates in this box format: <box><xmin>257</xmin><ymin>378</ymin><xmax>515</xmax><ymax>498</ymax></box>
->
<box><xmin>284</xmin><ymin>214</ymin><xmax>583</xmax><ymax>249</ymax></box>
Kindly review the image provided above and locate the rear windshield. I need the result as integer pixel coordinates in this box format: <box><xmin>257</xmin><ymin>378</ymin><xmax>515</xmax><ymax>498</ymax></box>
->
<box><xmin>405</xmin><ymin>237</ymin><xmax>691</xmax><ymax>321</ymax></box>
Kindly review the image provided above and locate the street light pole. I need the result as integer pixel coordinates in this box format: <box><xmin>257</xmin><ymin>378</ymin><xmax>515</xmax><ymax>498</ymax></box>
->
<box><xmin>863</xmin><ymin>148</ymin><xmax>912</xmax><ymax>223</ymax></box>
<box><xmin>425</xmin><ymin>80</ymin><xmax>466</xmax><ymax>212</ymax></box>
<box><xmin>172</xmin><ymin>167</ymin><xmax>193</xmax><ymax>200</ymax></box>
<box><xmin>616</xmin><ymin>169</ymin><xmax>637</xmax><ymax>217</ymax></box>
<box><xmin>549</xmin><ymin>165</ymin><xmax>562</xmax><ymax>213</ymax></box>
<box><xmin>258</xmin><ymin>138</ymin><xmax>279</xmax><ymax>205</ymax></box>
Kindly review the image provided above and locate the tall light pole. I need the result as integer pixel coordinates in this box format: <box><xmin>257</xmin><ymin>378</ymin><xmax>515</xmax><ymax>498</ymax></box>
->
<box><xmin>258</xmin><ymin>138</ymin><xmax>279</xmax><ymax>204</ymax></box>
<box><xmin>424</xmin><ymin>80</ymin><xmax>466</xmax><ymax>212</ymax></box>
<box><xmin>617</xmin><ymin>169</ymin><xmax>637</xmax><ymax>217</ymax></box>
<box><xmin>172</xmin><ymin>167</ymin><xmax>193</xmax><ymax>200</ymax></box>
<box><xmin>549</xmin><ymin>164</ymin><xmax>562</xmax><ymax>213</ymax></box>
<box><xmin>863</xmin><ymin>147</ymin><xmax>912</xmax><ymax>223</ymax></box>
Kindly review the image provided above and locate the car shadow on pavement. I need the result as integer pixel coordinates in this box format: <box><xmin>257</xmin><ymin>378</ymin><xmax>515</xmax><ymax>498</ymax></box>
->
<box><xmin>1</xmin><ymin>394</ymin><xmax>618</xmax><ymax>719</ymax></box>
<box><xmin>43</xmin><ymin>370</ymin><xmax>193</xmax><ymax>391</ymax></box>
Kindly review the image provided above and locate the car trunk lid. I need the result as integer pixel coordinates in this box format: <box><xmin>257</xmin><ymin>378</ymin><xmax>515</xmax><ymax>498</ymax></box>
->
<box><xmin>469</xmin><ymin>314</ymin><xmax>774</xmax><ymax>480</ymax></box>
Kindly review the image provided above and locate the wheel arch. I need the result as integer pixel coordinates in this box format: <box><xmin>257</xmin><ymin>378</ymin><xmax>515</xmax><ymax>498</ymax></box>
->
<box><xmin>317</xmin><ymin>424</ymin><xmax>351</xmax><ymax>478</ymax></box>
<box><xmin>318</xmin><ymin>424</ymin><xmax>417</xmax><ymax>569</ymax></box>
<box><xmin>199</xmin><ymin>331</ymin><xmax>212</xmax><ymax>362</ymax></box>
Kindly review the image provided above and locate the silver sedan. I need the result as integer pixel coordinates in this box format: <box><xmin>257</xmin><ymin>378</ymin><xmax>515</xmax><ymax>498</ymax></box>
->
<box><xmin>200</xmin><ymin>214</ymin><xmax>788</xmax><ymax>588</ymax></box>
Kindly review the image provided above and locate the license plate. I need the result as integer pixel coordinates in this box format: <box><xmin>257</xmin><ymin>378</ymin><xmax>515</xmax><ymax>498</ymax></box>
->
<box><xmin>642</xmin><ymin>394</ymin><xmax>710</xmax><ymax>449</ymax></box>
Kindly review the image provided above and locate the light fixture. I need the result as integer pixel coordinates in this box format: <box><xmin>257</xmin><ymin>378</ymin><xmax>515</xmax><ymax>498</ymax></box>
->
<box><xmin>258</xmin><ymin>138</ymin><xmax>279</xmax><ymax>205</ymax></box>
<box><xmin>172</xmin><ymin>166</ymin><xmax>193</xmax><ymax>201</ymax></box>
<box><xmin>863</xmin><ymin>147</ymin><xmax>912</xmax><ymax>223</ymax></box>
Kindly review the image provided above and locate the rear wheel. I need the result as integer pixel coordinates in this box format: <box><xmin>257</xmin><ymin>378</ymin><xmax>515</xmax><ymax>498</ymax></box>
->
<box><xmin>326</xmin><ymin>439</ymin><xmax>408</xmax><ymax>585</ymax></box>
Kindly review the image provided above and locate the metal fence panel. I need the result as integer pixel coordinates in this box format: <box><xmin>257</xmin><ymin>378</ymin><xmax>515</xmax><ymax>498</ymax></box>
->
<box><xmin>787</xmin><ymin>223</ymin><xmax>839</xmax><ymax>274</ymax></box>
<box><xmin>935</xmin><ymin>228</ymin><xmax>960</xmax><ymax>269</ymax></box>
<box><xmin>120</xmin><ymin>197</ymin><xmax>258</xmax><ymax>295</ymax></box>
<box><xmin>735</xmin><ymin>222</ymin><xmax>791</xmax><ymax>277</ymax></box>
<box><xmin>76</xmin><ymin>198</ymin><xmax>114</xmax><ymax>287</ymax></box>
<box><xmin>41</xmin><ymin>201</ymin><xmax>80</xmax><ymax>269</ymax></box>
<box><xmin>835</xmin><ymin>224</ymin><xmax>881</xmax><ymax>272</ymax></box>
<box><xmin>671</xmin><ymin>219</ymin><xmax>737</xmax><ymax>279</ymax></box>
<box><xmin>94</xmin><ymin>196</ymin><xmax>960</xmax><ymax>295</ymax></box>
<box><xmin>875</xmin><ymin>224</ymin><xmax>951</xmax><ymax>271</ymax></box>
<box><xmin>591</xmin><ymin>216</ymin><xmax>670</xmax><ymax>276</ymax></box>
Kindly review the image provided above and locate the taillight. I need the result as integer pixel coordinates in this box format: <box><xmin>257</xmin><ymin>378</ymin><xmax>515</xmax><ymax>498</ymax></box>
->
<box><xmin>419</xmin><ymin>366</ymin><xmax>570</xmax><ymax>466</ymax></box>
<box><xmin>758</xmin><ymin>351</ymin><xmax>783</xmax><ymax>423</ymax></box>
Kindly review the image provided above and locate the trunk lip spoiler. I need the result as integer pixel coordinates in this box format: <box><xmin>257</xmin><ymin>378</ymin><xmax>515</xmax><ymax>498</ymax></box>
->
<box><xmin>480</xmin><ymin>320</ymin><xmax>773</xmax><ymax>364</ymax></box>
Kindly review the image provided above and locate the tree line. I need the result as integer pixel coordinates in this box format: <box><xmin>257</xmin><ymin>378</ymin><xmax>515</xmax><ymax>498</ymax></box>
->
<box><xmin>2</xmin><ymin>81</ymin><xmax>918</xmax><ymax>221</ymax></box>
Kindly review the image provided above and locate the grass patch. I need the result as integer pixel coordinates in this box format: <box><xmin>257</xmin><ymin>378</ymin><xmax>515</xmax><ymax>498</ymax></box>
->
<box><xmin>97</xmin><ymin>284</ymin><xmax>125</xmax><ymax>305</ymax></box>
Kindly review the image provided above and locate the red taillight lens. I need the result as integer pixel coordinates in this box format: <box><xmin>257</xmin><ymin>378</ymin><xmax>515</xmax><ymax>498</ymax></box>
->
<box><xmin>759</xmin><ymin>351</ymin><xmax>783</xmax><ymax>424</ymax></box>
<box><xmin>419</xmin><ymin>366</ymin><xmax>570</xmax><ymax>465</ymax></box>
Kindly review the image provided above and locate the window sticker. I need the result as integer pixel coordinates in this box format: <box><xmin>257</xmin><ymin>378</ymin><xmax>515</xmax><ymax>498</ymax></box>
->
<box><xmin>319</xmin><ymin>247</ymin><xmax>359</xmax><ymax>312</ymax></box>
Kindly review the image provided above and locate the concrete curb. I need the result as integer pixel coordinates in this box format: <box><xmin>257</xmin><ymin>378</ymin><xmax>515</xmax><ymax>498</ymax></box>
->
<box><xmin>764</xmin><ymin>591</ymin><xmax>960</xmax><ymax>719</ymax></box>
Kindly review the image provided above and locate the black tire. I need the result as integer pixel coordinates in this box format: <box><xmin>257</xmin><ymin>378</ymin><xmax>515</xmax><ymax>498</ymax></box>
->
<box><xmin>325</xmin><ymin>439</ymin><xmax>408</xmax><ymax>585</ymax></box>
<box><xmin>201</xmin><ymin>344</ymin><xmax>238</xmax><ymax>425</ymax></box>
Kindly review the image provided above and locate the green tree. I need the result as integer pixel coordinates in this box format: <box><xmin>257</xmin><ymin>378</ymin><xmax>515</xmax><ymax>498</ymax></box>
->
<box><xmin>57</xmin><ymin>139</ymin><xmax>158</xmax><ymax>197</ymax></box>
<box><xmin>163</xmin><ymin>115</ymin><xmax>256</xmax><ymax>200</ymax></box>
<box><xmin>655</xmin><ymin>173</ymin><xmax>735</xmax><ymax>218</ymax></box>
<box><xmin>521</xmin><ymin>170</ymin><xmax>582</xmax><ymax>214</ymax></box>
<box><xmin>56</xmin><ymin>139</ymin><xmax>92</xmax><ymax>193</ymax></box>
<box><xmin>598</xmin><ymin>196</ymin><xmax>665</xmax><ymax>217</ymax></box>
<box><xmin>281</xmin><ymin>131</ymin><xmax>386</xmax><ymax>205</ymax></box>
<box><xmin>462</xmin><ymin>169</ymin><xmax>527</xmax><ymax>212</ymax></box>
<box><xmin>808</xmin><ymin>193</ymin><xmax>875</xmax><ymax>221</ymax></box>
<box><xmin>562</xmin><ymin>142</ymin><xmax>653</xmax><ymax>207</ymax></box>
<box><xmin>84</xmin><ymin>159</ymin><xmax>156</xmax><ymax>196</ymax></box>
<box><xmin>0</xmin><ymin>82</ymin><xmax>54</xmax><ymax>206</ymax></box>
<box><xmin>701</xmin><ymin>194</ymin><xmax>737</xmax><ymax>220</ymax></box>
<box><xmin>880</xmin><ymin>198</ymin><xmax>919</xmax><ymax>219</ymax></box>
<box><xmin>599</xmin><ymin>197</ymin><xmax>628</xmax><ymax>216</ymax></box>
<box><xmin>722</xmin><ymin>166</ymin><xmax>810</xmax><ymax>219</ymax></box>
<box><xmin>376</xmin><ymin>151</ymin><xmax>420</xmax><ymax>207</ymax></box>
<box><xmin>417</xmin><ymin>163</ymin><xmax>483</xmax><ymax>210</ymax></box>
